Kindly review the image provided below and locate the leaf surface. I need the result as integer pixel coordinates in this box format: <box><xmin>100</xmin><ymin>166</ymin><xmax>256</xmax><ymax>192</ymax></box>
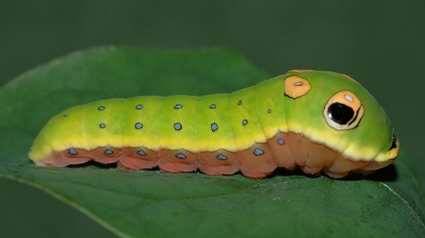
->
<box><xmin>0</xmin><ymin>46</ymin><xmax>423</xmax><ymax>237</ymax></box>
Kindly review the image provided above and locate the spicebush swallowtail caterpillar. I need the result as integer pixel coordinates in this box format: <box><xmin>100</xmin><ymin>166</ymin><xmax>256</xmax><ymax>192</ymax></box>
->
<box><xmin>29</xmin><ymin>70</ymin><xmax>399</xmax><ymax>178</ymax></box>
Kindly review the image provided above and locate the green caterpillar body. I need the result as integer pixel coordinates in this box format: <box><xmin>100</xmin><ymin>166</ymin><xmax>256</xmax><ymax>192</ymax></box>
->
<box><xmin>29</xmin><ymin>70</ymin><xmax>399</xmax><ymax>178</ymax></box>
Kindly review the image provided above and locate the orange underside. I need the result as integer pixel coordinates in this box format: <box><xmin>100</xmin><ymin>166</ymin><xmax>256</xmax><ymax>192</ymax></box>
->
<box><xmin>34</xmin><ymin>132</ymin><xmax>393</xmax><ymax>179</ymax></box>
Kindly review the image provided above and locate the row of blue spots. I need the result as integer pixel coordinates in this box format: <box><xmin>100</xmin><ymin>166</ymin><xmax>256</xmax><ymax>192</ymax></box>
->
<box><xmin>99</xmin><ymin>104</ymin><xmax>145</xmax><ymax>111</ymax></box>
<box><xmin>174</xmin><ymin>103</ymin><xmax>219</xmax><ymax>109</ymax></box>
<box><xmin>101</xmin><ymin>122</ymin><xmax>149</xmax><ymax>130</ymax></box>
<box><xmin>173</xmin><ymin>152</ymin><xmax>228</xmax><ymax>160</ymax></box>
<box><xmin>96</xmin><ymin>104</ymin><xmax>142</xmax><ymax>110</ymax></box>
<box><xmin>69</xmin><ymin>148</ymin><xmax>115</xmax><ymax>156</ymax></box>
<box><xmin>98</xmin><ymin>104</ymin><xmax>147</xmax><ymax>111</ymax></box>
<box><xmin>69</xmin><ymin>146</ymin><xmax>276</xmax><ymax>158</ymax></box>
<box><xmin>211</xmin><ymin>123</ymin><xmax>218</xmax><ymax>132</ymax></box>
<box><xmin>88</xmin><ymin>102</ymin><xmax>277</xmax><ymax>161</ymax></box>
<box><xmin>254</xmin><ymin>148</ymin><xmax>264</xmax><ymax>156</ymax></box>
<box><xmin>70</xmin><ymin>147</ymin><xmax>157</xmax><ymax>157</ymax></box>
<box><xmin>174</xmin><ymin>122</ymin><xmax>182</xmax><ymax>131</ymax></box>
<box><xmin>135</xmin><ymin>122</ymin><xmax>143</xmax><ymax>130</ymax></box>
<box><xmin>69</xmin><ymin>148</ymin><xmax>114</xmax><ymax>155</ymax></box>
<box><xmin>69</xmin><ymin>147</ymin><xmax>152</xmax><ymax>157</ymax></box>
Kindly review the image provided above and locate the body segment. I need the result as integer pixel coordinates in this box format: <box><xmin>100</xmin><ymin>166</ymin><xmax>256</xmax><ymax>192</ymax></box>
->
<box><xmin>29</xmin><ymin>70</ymin><xmax>400</xmax><ymax>178</ymax></box>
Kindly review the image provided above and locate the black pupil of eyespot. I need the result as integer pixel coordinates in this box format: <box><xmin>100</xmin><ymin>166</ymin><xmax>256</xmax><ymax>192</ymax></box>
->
<box><xmin>389</xmin><ymin>134</ymin><xmax>397</xmax><ymax>150</ymax></box>
<box><xmin>328</xmin><ymin>103</ymin><xmax>354</xmax><ymax>125</ymax></box>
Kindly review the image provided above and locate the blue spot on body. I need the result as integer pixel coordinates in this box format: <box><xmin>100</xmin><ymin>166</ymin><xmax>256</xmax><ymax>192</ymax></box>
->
<box><xmin>211</xmin><ymin>123</ymin><xmax>218</xmax><ymax>132</ymax></box>
<box><xmin>98</xmin><ymin>106</ymin><xmax>105</xmax><ymax>111</ymax></box>
<box><xmin>174</xmin><ymin>123</ymin><xmax>182</xmax><ymax>130</ymax></box>
<box><xmin>242</xmin><ymin>119</ymin><xmax>248</xmax><ymax>126</ymax></box>
<box><xmin>135</xmin><ymin>122</ymin><xmax>143</xmax><ymax>129</ymax></box>
<box><xmin>174</xmin><ymin>104</ymin><xmax>183</xmax><ymax>109</ymax></box>
<box><xmin>137</xmin><ymin>150</ymin><xmax>147</xmax><ymax>156</ymax></box>
<box><xmin>217</xmin><ymin>154</ymin><xmax>227</xmax><ymax>160</ymax></box>
<box><xmin>176</xmin><ymin>153</ymin><xmax>186</xmax><ymax>159</ymax></box>
<box><xmin>99</xmin><ymin>123</ymin><xmax>106</xmax><ymax>129</ymax></box>
<box><xmin>254</xmin><ymin>148</ymin><xmax>264</xmax><ymax>156</ymax></box>
<box><xmin>267</xmin><ymin>109</ymin><xmax>271</xmax><ymax>113</ymax></box>
<box><xmin>104</xmin><ymin>149</ymin><xmax>113</xmax><ymax>155</ymax></box>
<box><xmin>210</xmin><ymin>104</ymin><xmax>216</xmax><ymax>109</ymax></box>
<box><xmin>238</xmin><ymin>100</ymin><xmax>242</xmax><ymax>105</ymax></box>
<box><xmin>63</xmin><ymin>113</ymin><xmax>68</xmax><ymax>117</ymax></box>
<box><xmin>69</xmin><ymin>148</ymin><xmax>77</xmax><ymax>155</ymax></box>
<box><xmin>278</xmin><ymin>138</ymin><xmax>285</xmax><ymax>145</ymax></box>
<box><xmin>136</xmin><ymin>104</ymin><xmax>143</xmax><ymax>110</ymax></box>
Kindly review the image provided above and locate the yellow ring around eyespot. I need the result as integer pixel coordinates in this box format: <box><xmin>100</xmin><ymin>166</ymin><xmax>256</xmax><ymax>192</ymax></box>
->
<box><xmin>323</xmin><ymin>91</ymin><xmax>364</xmax><ymax>131</ymax></box>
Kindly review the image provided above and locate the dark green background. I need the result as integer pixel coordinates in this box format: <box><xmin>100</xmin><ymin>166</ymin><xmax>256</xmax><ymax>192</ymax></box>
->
<box><xmin>1</xmin><ymin>1</ymin><xmax>423</xmax><ymax>237</ymax></box>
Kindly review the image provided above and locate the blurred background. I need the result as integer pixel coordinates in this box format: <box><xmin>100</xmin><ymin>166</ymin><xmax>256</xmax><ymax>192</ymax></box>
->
<box><xmin>1</xmin><ymin>1</ymin><xmax>423</xmax><ymax>237</ymax></box>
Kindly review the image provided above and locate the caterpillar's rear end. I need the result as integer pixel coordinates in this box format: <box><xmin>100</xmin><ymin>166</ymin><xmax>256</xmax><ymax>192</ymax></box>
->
<box><xmin>29</xmin><ymin>70</ymin><xmax>399</xmax><ymax>179</ymax></box>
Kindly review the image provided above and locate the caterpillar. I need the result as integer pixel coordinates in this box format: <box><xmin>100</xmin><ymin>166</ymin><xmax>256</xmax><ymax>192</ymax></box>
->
<box><xmin>29</xmin><ymin>70</ymin><xmax>399</xmax><ymax>178</ymax></box>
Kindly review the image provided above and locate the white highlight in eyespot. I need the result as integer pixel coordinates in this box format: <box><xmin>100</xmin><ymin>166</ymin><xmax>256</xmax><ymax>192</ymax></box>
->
<box><xmin>294</xmin><ymin>82</ymin><xmax>303</xmax><ymax>86</ymax></box>
<box><xmin>344</xmin><ymin>94</ymin><xmax>353</xmax><ymax>102</ymax></box>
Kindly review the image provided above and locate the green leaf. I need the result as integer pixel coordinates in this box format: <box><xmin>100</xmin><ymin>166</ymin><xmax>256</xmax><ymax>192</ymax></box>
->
<box><xmin>0</xmin><ymin>46</ymin><xmax>424</xmax><ymax>238</ymax></box>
